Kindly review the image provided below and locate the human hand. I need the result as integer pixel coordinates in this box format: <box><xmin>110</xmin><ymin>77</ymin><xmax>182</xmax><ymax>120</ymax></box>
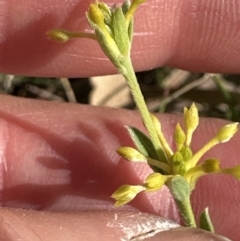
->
<box><xmin>1</xmin><ymin>0</ymin><xmax>240</xmax><ymax>77</ymax></box>
<box><xmin>0</xmin><ymin>0</ymin><xmax>239</xmax><ymax>240</ymax></box>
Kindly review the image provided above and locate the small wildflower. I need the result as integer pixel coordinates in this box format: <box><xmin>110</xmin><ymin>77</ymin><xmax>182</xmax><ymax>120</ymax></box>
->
<box><xmin>111</xmin><ymin>184</ymin><xmax>145</xmax><ymax>206</ymax></box>
<box><xmin>112</xmin><ymin>102</ymin><xmax>239</xmax><ymax>229</ymax></box>
<box><xmin>46</xmin><ymin>28</ymin><xmax>97</xmax><ymax>42</ymax></box>
<box><xmin>117</xmin><ymin>146</ymin><xmax>147</xmax><ymax>162</ymax></box>
<box><xmin>184</xmin><ymin>103</ymin><xmax>199</xmax><ymax>146</ymax></box>
<box><xmin>184</xmin><ymin>159</ymin><xmax>220</xmax><ymax>190</ymax></box>
<box><xmin>88</xmin><ymin>3</ymin><xmax>106</xmax><ymax>27</ymax></box>
<box><xmin>46</xmin><ymin>28</ymin><xmax>71</xmax><ymax>43</ymax></box>
<box><xmin>124</xmin><ymin>0</ymin><xmax>146</xmax><ymax>26</ymax></box>
<box><xmin>144</xmin><ymin>173</ymin><xmax>168</xmax><ymax>192</ymax></box>
<box><xmin>174</xmin><ymin>123</ymin><xmax>186</xmax><ymax>151</ymax></box>
<box><xmin>215</xmin><ymin>123</ymin><xmax>239</xmax><ymax>143</ymax></box>
<box><xmin>180</xmin><ymin>145</ymin><xmax>192</xmax><ymax>162</ymax></box>
<box><xmin>47</xmin><ymin>0</ymin><xmax>240</xmax><ymax>233</ymax></box>
<box><xmin>188</xmin><ymin>122</ymin><xmax>239</xmax><ymax>168</ymax></box>
<box><xmin>117</xmin><ymin>146</ymin><xmax>172</xmax><ymax>173</ymax></box>
<box><xmin>85</xmin><ymin>0</ymin><xmax>139</xmax><ymax>68</ymax></box>
<box><xmin>221</xmin><ymin>165</ymin><xmax>240</xmax><ymax>179</ymax></box>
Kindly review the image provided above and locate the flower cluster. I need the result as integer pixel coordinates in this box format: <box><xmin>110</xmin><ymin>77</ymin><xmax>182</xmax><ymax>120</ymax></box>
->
<box><xmin>111</xmin><ymin>103</ymin><xmax>239</xmax><ymax>207</ymax></box>
<box><xmin>46</xmin><ymin>0</ymin><xmax>240</xmax><ymax>231</ymax></box>
<box><xmin>47</xmin><ymin>0</ymin><xmax>144</xmax><ymax>70</ymax></box>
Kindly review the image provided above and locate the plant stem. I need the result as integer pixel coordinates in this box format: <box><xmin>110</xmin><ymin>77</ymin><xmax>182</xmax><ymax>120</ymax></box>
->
<box><xmin>175</xmin><ymin>197</ymin><xmax>197</xmax><ymax>227</ymax></box>
<box><xmin>118</xmin><ymin>57</ymin><xmax>167</xmax><ymax>163</ymax></box>
<box><xmin>168</xmin><ymin>176</ymin><xmax>197</xmax><ymax>228</ymax></box>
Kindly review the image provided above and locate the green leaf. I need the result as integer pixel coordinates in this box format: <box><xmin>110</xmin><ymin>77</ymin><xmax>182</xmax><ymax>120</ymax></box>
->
<box><xmin>199</xmin><ymin>207</ymin><xmax>215</xmax><ymax>233</ymax></box>
<box><xmin>126</xmin><ymin>126</ymin><xmax>164</xmax><ymax>173</ymax></box>
<box><xmin>126</xmin><ymin>126</ymin><xmax>158</xmax><ymax>159</ymax></box>
<box><xmin>111</xmin><ymin>7</ymin><xmax>130</xmax><ymax>56</ymax></box>
<box><xmin>121</xmin><ymin>0</ymin><xmax>134</xmax><ymax>44</ymax></box>
<box><xmin>127</xmin><ymin>17</ymin><xmax>134</xmax><ymax>45</ymax></box>
<box><xmin>168</xmin><ymin>176</ymin><xmax>190</xmax><ymax>202</ymax></box>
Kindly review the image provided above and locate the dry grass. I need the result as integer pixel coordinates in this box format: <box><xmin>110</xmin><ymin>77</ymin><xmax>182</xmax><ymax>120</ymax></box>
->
<box><xmin>1</xmin><ymin>68</ymin><xmax>240</xmax><ymax>121</ymax></box>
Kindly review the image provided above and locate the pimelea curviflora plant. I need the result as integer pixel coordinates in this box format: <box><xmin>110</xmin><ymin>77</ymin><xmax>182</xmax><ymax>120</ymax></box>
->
<box><xmin>47</xmin><ymin>0</ymin><xmax>240</xmax><ymax>234</ymax></box>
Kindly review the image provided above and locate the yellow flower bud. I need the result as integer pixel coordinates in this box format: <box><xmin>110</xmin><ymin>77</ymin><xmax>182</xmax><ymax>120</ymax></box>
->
<box><xmin>180</xmin><ymin>145</ymin><xmax>193</xmax><ymax>161</ymax></box>
<box><xmin>174</xmin><ymin>123</ymin><xmax>186</xmax><ymax>151</ymax></box>
<box><xmin>171</xmin><ymin>151</ymin><xmax>184</xmax><ymax>166</ymax></box>
<box><xmin>46</xmin><ymin>28</ymin><xmax>70</xmax><ymax>43</ymax></box>
<box><xmin>221</xmin><ymin>165</ymin><xmax>240</xmax><ymax>180</ymax></box>
<box><xmin>184</xmin><ymin>103</ymin><xmax>199</xmax><ymax>146</ymax></box>
<box><xmin>97</xmin><ymin>2</ymin><xmax>112</xmax><ymax>24</ymax></box>
<box><xmin>111</xmin><ymin>185</ymin><xmax>145</xmax><ymax>206</ymax></box>
<box><xmin>88</xmin><ymin>3</ymin><xmax>106</xmax><ymax>28</ymax></box>
<box><xmin>144</xmin><ymin>172</ymin><xmax>167</xmax><ymax>191</ymax></box>
<box><xmin>184</xmin><ymin>159</ymin><xmax>220</xmax><ymax>189</ymax></box>
<box><xmin>125</xmin><ymin>0</ymin><xmax>147</xmax><ymax>26</ymax></box>
<box><xmin>184</xmin><ymin>103</ymin><xmax>199</xmax><ymax>130</ymax></box>
<box><xmin>46</xmin><ymin>28</ymin><xmax>96</xmax><ymax>43</ymax></box>
<box><xmin>200</xmin><ymin>159</ymin><xmax>220</xmax><ymax>173</ymax></box>
<box><xmin>117</xmin><ymin>147</ymin><xmax>147</xmax><ymax>162</ymax></box>
<box><xmin>215</xmin><ymin>123</ymin><xmax>238</xmax><ymax>143</ymax></box>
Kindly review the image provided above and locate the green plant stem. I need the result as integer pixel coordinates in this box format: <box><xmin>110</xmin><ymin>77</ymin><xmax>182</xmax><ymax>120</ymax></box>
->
<box><xmin>168</xmin><ymin>176</ymin><xmax>197</xmax><ymax>228</ymax></box>
<box><xmin>213</xmin><ymin>75</ymin><xmax>233</xmax><ymax>103</ymax></box>
<box><xmin>174</xmin><ymin>197</ymin><xmax>197</xmax><ymax>227</ymax></box>
<box><xmin>60</xmin><ymin>30</ymin><xmax>97</xmax><ymax>40</ymax></box>
<box><xmin>189</xmin><ymin>138</ymin><xmax>218</xmax><ymax>168</ymax></box>
<box><xmin>118</xmin><ymin>57</ymin><xmax>167</xmax><ymax>163</ymax></box>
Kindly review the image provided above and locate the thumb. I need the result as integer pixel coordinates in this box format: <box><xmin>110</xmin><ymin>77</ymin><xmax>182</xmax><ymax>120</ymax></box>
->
<box><xmin>0</xmin><ymin>208</ymin><xmax>230</xmax><ymax>241</ymax></box>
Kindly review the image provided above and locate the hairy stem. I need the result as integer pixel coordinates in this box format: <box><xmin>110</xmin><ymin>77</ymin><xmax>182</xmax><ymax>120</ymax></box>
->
<box><xmin>118</xmin><ymin>57</ymin><xmax>167</xmax><ymax>163</ymax></box>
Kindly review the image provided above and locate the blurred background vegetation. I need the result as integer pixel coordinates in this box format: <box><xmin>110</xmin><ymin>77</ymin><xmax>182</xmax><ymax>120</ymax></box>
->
<box><xmin>0</xmin><ymin>69</ymin><xmax>240</xmax><ymax>122</ymax></box>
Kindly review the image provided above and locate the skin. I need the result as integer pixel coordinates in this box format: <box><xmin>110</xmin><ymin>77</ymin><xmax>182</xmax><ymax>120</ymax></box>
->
<box><xmin>0</xmin><ymin>0</ymin><xmax>240</xmax><ymax>240</ymax></box>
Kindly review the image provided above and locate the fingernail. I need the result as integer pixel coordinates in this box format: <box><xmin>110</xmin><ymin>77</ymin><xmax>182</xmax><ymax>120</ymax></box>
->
<box><xmin>145</xmin><ymin>227</ymin><xmax>232</xmax><ymax>241</ymax></box>
<box><xmin>106</xmin><ymin>211</ymin><xmax>179</xmax><ymax>241</ymax></box>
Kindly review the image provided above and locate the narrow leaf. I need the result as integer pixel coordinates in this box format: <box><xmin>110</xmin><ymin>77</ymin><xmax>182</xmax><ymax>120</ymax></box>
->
<box><xmin>199</xmin><ymin>207</ymin><xmax>215</xmax><ymax>233</ymax></box>
<box><xmin>111</xmin><ymin>7</ymin><xmax>130</xmax><ymax>56</ymax></box>
<box><xmin>121</xmin><ymin>0</ymin><xmax>134</xmax><ymax>44</ymax></box>
<box><xmin>126</xmin><ymin>126</ymin><xmax>158</xmax><ymax>159</ymax></box>
<box><xmin>126</xmin><ymin>126</ymin><xmax>164</xmax><ymax>173</ymax></box>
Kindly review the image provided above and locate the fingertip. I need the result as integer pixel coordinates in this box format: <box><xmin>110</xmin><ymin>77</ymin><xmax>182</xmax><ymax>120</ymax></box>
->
<box><xmin>1</xmin><ymin>0</ymin><xmax>240</xmax><ymax>76</ymax></box>
<box><xmin>0</xmin><ymin>208</ymin><xmax>230</xmax><ymax>241</ymax></box>
<box><xmin>150</xmin><ymin>227</ymin><xmax>232</xmax><ymax>241</ymax></box>
<box><xmin>0</xmin><ymin>209</ymin><xmax>179</xmax><ymax>241</ymax></box>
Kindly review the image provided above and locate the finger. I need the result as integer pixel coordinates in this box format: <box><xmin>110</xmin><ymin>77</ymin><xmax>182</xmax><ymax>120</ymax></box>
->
<box><xmin>0</xmin><ymin>208</ymin><xmax>229</xmax><ymax>241</ymax></box>
<box><xmin>0</xmin><ymin>209</ymin><xmax>177</xmax><ymax>241</ymax></box>
<box><xmin>0</xmin><ymin>0</ymin><xmax>240</xmax><ymax>76</ymax></box>
<box><xmin>0</xmin><ymin>95</ymin><xmax>239</xmax><ymax>240</ymax></box>
<box><xmin>156</xmin><ymin>227</ymin><xmax>231</xmax><ymax>241</ymax></box>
